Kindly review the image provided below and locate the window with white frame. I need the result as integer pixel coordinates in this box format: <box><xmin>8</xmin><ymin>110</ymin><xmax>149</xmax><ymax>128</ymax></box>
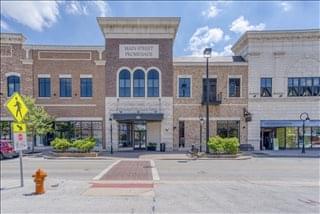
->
<box><xmin>178</xmin><ymin>77</ymin><xmax>191</xmax><ymax>98</ymax></box>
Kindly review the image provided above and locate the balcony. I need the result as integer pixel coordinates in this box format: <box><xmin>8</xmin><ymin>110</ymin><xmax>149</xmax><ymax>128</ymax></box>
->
<box><xmin>202</xmin><ymin>92</ymin><xmax>222</xmax><ymax>105</ymax></box>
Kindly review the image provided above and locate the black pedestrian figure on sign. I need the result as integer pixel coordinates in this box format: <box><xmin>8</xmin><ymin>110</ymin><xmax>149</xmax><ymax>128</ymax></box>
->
<box><xmin>14</xmin><ymin>97</ymin><xmax>23</xmax><ymax>119</ymax></box>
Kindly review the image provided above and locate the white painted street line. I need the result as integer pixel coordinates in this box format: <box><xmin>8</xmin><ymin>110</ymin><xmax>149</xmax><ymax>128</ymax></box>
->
<box><xmin>92</xmin><ymin>160</ymin><xmax>121</xmax><ymax>180</ymax></box>
<box><xmin>150</xmin><ymin>160</ymin><xmax>160</xmax><ymax>181</ymax></box>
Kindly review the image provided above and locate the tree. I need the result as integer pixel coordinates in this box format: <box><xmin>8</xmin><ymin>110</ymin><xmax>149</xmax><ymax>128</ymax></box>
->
<box><xmin>22</xmin><ymin>96</ymin><xmax>55</xmax><ymax>152</ymax></box>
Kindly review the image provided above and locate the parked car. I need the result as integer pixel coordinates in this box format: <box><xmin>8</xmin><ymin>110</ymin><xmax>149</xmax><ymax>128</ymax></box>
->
<box><xmin>0</xmin><ymin>140</ymin><xmax>18</xmax><ymax>160</ymax></box>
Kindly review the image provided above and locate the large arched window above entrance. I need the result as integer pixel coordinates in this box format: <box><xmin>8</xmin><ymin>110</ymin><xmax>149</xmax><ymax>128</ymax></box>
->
<box><xmin>147</xmin><ymin>69</ymin><xmax>159</xmax><ymax>97</ymax></box>
<box><xmin>7</xmin><ymin>75</ymin><xmax>20</xmax><ymax>96</ymax></box>
<box><xmin>119</xmin><ymin>69</ymin><xmax>131</xmax><ymax>97</ymax></box>
<box><xmin>133</xmin><ymin>69</ymin><xmax>145</xmax><ymax>97</ymax></box>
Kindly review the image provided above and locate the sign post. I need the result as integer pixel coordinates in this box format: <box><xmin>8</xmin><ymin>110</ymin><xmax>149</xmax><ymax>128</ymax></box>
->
<box><xmin>6</xmin><ymin>93</ymin><xmax>29</xmax><ymax>187</ymax></box>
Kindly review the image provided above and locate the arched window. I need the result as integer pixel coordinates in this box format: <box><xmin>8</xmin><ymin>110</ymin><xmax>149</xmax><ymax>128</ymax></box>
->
<box><xmin>147</xmin><ymin>69</ymin><xmax>159</xmax><ymax>97</ymax></box>
<box><xmin>7</xmin><ymin>75</ymin><xmax>20</xmax><ymax>96</ymax></box>
<box><xmin>119</xmin><ymin>69</ymin><xmax>131</xmax><ymax>97</ymax></box>
<box><xmin>133</xmin><ymin>70</ymin><xmax>145</xmax><ymax>97</ymax></box>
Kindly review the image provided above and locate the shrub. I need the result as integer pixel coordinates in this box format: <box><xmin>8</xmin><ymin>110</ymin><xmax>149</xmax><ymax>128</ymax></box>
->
<box><xmin>51</xmin><ymin>138</ymin><xmax>71</xmax><ymax>152</ymax></box>
<box><xmin>208</xmin><ymin>136</ymin><xmax>225</xmax><ymax>154</ymax></box>
<box><xmin>207</xmin><ymin>136</ymin><xmax>239</xmax><ymax>154</ymax></box>
<box><xmin>72</xmin><ymin>137</ymin><xmax>96</xmax><ymax>152</ymax></box>
<box><xmin>223</xmin><ymin>137</ymin><xmax>239</xmax><ymax>154</ymax></box>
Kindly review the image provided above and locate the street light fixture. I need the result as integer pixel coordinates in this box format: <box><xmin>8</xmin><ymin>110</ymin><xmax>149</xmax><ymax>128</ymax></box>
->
<box><xmin>203</xmin><ymin>47</ymin><xmax>212</xmax><ymax>153</ymax></box>
<box><xmin>300</xmin><ymin>112</ymin><xmax>310</xmax><ymax>154</ymax></box>
<box><xmin>109</xmin><ymin>117</ymin><xmax>113</xmax><ymax>154</ymax></box>
<box><xmin>199</xmin><ymin>116</ymin><xmax>204</xmax><ymax>152</ymax></box>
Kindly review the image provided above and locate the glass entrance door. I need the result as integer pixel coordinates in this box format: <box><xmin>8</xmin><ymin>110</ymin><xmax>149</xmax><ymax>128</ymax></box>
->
<box><xmin>133</xmin><ymin>123</ymin><xmax>146</xmax><ymax>149</ymax></box>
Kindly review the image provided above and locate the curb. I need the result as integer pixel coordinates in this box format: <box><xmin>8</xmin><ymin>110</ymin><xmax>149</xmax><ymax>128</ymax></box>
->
<box><xmin>42</xmin><ymin>155</ymin><xmax>252</xmax><ymax>161</ymax></box>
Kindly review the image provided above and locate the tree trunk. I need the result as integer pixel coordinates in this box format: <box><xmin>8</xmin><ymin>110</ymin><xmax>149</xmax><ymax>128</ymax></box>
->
<box><xmin>32</xmin><ymin>132</ymin><xmax>36</xmax><ymax>153</ymax></box>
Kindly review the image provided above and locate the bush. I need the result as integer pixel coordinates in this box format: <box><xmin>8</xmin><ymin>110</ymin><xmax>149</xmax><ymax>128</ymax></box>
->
<box><xmin>208</xmin><ymin>136</ymin><xmax>239</xmax><ymax>154</ymax></box>
<box><xmin>72</xmin><ymin>137</ymin><xmax>96</xmax><ymax>152</ymax></box>
<box><xmin>51</xmin><ymin>138</ymin><xmax>71</xmax><ymax>152</ymax></box>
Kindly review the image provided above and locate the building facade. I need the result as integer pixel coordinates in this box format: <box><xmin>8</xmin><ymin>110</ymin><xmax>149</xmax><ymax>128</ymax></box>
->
<box><xmin>1</xmin><ymin>17</ymin><xmax>319</xmax><ymax>151</ymax></box>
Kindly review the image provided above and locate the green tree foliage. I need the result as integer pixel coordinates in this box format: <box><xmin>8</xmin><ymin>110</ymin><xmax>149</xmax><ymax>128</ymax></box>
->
<box><xmin>22</xmin><ymin>96</ymin><xmax>54</xmax><ymax>150</ymax></box>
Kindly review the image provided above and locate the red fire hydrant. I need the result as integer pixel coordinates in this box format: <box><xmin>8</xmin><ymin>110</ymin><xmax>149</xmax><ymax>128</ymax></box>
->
<box><xmin>32</xmin><ymin>169</ymin><xmax>47</xmax><ymax>194</ymax></box>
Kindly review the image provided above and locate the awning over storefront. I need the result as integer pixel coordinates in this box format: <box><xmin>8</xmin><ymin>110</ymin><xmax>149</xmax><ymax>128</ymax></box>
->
<box><xmin>112</xmin><ymin>113</ymin><xmax>164</xmax><ymax>121</ymax></box>
<box><xmin>261</xmin><ymin>120</ymin><xmax>320</xmax><ymax>128</ymax></box>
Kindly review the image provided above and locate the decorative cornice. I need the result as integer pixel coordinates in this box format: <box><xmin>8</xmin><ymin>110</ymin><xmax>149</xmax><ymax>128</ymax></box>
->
<box><xmin>24</xmin><ymin>44</ymin><xmax>104</xmax><ymax>51</ymax></box>
<box><xmin>97</xmin><ymin>17</ymin><xmax>180</xmax><ymax>40</ymax></box>
<box><xmin>94</xmin><ymin>60</ymin><xmax>106</xmax><ymax>65</ymax></box>
<box><xmin>232</xmin><ymin>29</ymin><xmax>320</xmax><ymax>55</ymax></box>
<box><xmin>20</xmin><ymin>59</ymin><xmax>33</xmax><ymax>64</ymax></box>
<box><xmin>0</xmin><ymin>33</ymin><xmax>25</xmax><ymax>44</ymax></box>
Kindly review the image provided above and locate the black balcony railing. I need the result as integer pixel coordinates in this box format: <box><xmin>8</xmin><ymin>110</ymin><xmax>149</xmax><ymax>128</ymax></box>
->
<box><xmin>202</xmin><ymin>92</ymin><xmax>222</xmax><ymax>105</ymax></box>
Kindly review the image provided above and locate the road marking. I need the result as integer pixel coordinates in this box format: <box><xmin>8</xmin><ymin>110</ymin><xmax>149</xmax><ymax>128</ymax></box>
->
<box><xmin>150</xmin><ymin>160</ymin><xmax>160</xmax><ymax>181</ymax></box>
<box><xmin>92</xmin><ymin>160</ymin><xmax>121</xmax><ymax>180</ymax></box>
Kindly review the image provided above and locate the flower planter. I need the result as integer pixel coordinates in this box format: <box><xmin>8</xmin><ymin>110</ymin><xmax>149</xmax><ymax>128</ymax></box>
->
<box><xmin>51</xmin><ymin>151</ymin><xmax>98</xmax><ymax>157</ymax></box>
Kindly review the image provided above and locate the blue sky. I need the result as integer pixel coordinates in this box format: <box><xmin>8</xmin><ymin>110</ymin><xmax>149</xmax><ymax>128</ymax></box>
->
<box><xmin>1</xmin><ymin>1</ymin><xmax>319</xmax><ymax>56</ymax></box>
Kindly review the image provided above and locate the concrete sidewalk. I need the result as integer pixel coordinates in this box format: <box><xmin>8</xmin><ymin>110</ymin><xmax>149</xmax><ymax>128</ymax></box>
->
<box><xmin>252</xmin><ymin>149</ymin><xmax>320</xmax><ymax>158</ymax></box>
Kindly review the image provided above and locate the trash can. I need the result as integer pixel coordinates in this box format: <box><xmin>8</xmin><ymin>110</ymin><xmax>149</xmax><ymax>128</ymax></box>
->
<box><xmin>160</xmin><ymin>143</ymin><xmax>166</xmax><ymax>152</ymax></box>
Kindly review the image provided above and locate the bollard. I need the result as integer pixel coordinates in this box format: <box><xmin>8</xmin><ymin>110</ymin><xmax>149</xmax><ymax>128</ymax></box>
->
<box><xmin>32</xmin><ymin>169</ymin><xmax>47</xmax><ymax>194</ymax></box>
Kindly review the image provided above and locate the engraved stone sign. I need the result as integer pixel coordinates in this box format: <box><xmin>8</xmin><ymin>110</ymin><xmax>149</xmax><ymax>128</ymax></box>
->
<box><xmin>119</xmin><ymin>44</ymin><xmax>159</xmax><ymax>59</ymax></box>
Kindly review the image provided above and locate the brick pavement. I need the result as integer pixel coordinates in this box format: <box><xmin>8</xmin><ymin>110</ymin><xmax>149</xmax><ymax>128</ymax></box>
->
<box><xmin>100</xmin><ymin>160</ymin><xmax>153</xmax><ymax>181</ymax></box>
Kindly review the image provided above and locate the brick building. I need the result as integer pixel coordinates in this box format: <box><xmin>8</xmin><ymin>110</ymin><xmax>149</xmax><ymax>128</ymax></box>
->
<box><xmin>1</xmin><ymin>17</ymin><xmax>319</xmax><ymax>151</ymax></box>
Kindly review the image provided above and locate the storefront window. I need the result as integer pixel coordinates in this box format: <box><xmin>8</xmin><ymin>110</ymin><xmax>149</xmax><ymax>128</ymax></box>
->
<box><xmin>311</xmin><ymin>127</ymin><xmax>320</xmax><ymax>148</ymax></box>
<box><xmin>217</xmin><ymin>120</ymin><xmax>240</xmax><ymax>139</ymax></box>
<box><xmin>0</xmin><ymin>121</ymin><xmax>12</xmax><ymax>140</ymax></box>
<box><xmin>276</xmin><ymin>128</ymin><xmax>286</xmax><ymax>149</ymax></box>
<box><xmin>286</xmin><ymin>127</ymin><xmax>298</xmax><ymax>148</ymax></box>
<box><xmin>54</xmin><ymin>121</ymin><xmax>102</xmax><ymax>146</ymax></box>
<box><xmin>298</xmin><ymin>127</ymin><xmax>312</xmax><ymax>148</ymax></box>
<box><xmin>118</xmin><ymin>123</ymin><xmax>132</xmax><ymax>148</ymax></box>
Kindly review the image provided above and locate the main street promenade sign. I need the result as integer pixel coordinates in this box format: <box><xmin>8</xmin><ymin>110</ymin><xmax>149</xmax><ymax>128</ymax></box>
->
<box><xmin>119</xmin><ymin>44</ymin><xmax>159</xmax><ymax>59</ymax></box>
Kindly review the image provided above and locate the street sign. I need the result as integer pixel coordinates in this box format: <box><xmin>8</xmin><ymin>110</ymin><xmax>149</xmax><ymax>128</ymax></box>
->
<box><xmin>12</xmin><ymin>122</ymin><xmax>27</xmax><ymax>133</ymax></box>
<box><xmin>6</xmin><ymin>92</ymin><xmax>29</xmax><ymax>122</ymax></box>
<box><xmin>13</xmin><ymin>132</ymin><xmax>28</xmax><ymax>151</ymax></box>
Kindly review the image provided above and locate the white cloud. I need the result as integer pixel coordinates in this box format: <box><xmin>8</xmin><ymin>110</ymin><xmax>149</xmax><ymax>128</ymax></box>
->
<box><xmin>186</xmin><ymin>26</ymin><xmax>224</xmax><ymax>56</ymax></box>
<box><xmin>0</xmin><ymin>1</ymin><xmax>59</xmax><ymax>31</ymax></box>
<box><xmin>92</xmin><ymin>1</ymin><xmax>111</xmax><ymax>17</ymax></box>
<box><xmin>230</xmin><ymin>16</ymin><xmax>265</xmax><ymax>34</ymax></box>
<box><xmin>202</xmin><ymin>4</ymin><xmax>220</xmax><ymax>18</ymax></box>
<box><xmin>224</xmin><ymin>35</ymin><xmax>231</xmax><ymax>41</ymax></box>
<box><xmin>65</xmin><ymin>1</ymin><xmax>88</xmax><ymax>15</ymax></box>
<box><xmin>219</xmin><ymin>44</ymin><xmax>233</xmax><ymax>56</ymax></box>
<box><xmin>280</xmin><ymin>2</ymin><xmax>292</xmax><ymax>12</ymax></box>
<box><xmin>0</xmin><ymin>20</ymin><xmax>10</xmax><ymax>30</ymax></box>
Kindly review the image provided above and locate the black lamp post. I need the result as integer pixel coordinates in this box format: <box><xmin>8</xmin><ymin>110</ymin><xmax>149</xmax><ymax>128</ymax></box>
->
<box><xmin>300</xmin><ymin>112</ymin><xmax>310</xmax><ymax>154</ymax></box>
<box><xmin>203</xmin><ymin>47</ymin><xmax>212</xmax><ymax>153</ymax></box>
<box><xmin>199</xmin><ymin>116</ymin><xmax>204</xmax><ymax>152</ymax></box>
<box><xmin>109</xmin><ymin>117</ymin><xmax>113</xmax><ymax>154</ymax></box>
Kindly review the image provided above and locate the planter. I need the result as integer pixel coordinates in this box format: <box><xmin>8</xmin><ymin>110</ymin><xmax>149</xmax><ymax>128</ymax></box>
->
<box><xmin>50</xmin><ymin>151</ymin><xmax>98</xmax><ymax>157</ymax></box>
<box><xmin>147</xmin><ymin>146</ymin><xmax>157</xmax><ymax>151</ymax></box>
<box><xmin>204</xmin><ymin>153</ymin><xmax>241</xmax><ymax>159</ymax></box>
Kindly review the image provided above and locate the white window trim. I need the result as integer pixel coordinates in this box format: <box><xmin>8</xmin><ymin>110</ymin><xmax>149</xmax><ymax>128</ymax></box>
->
<box><xmin>177</xmin><ymin>75</ymin><xmax>192</xmax><ymax>98</ymax></box>
<box><xmin>132</xmin><ymin>66</ymin><xmax>147</xmax><ymax>98</ymax></box>
<box><xmin>38</xmin><ymin>76</ymin><xmax>52</xmax><ymax>98</ymax></box>
<box><xmin>80</xmin><ymin>74</ymin><xmax>92</xmax><ymax>78</ymax></box>
<box><xmin>116</xmin><ymin>67</ymin><xmax>162</xmax><ymax>99</ymax></box>
<box><xmin>116</xmin><ymin>66</ymin><xmax>132</xmax><ymax>98</ymax></box>
<box><xmin>59</xmin><ymin>74</ymin><xmax>72</xmax><ymax>78</ymax></box>
<box><xmin>147</xmin><ymin>67</ymin><xmax>162</xmax><ymax>98</ymax></box>
<box><xmin>37</xmin><ymin>74</ymin><xmax>51</xmax><ymax>78</ymax></box>
<box><xmin>5</xmin><ymin>72</ymin><xmax>21</xmax><ymax>77</ymax></box>
<box><xmin>227</xmin><ymin>75</ymin><xmax>242</xmax><ymax>98</ymax></box>
<box><xmin>80</xmin><ymin>76</ymin><xmax>93</xmax><ymax>98</ymax></box>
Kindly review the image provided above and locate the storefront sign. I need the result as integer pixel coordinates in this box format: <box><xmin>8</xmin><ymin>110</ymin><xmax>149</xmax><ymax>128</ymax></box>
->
<box><xmin>119</xmin><ymin>44</ymin><xmax>159</xmax><ymax>59</ymax></box>
<box><xmin>261</xmin><ymin>120</ymin><xmax>320</xmax><ymax>128</ymax></box>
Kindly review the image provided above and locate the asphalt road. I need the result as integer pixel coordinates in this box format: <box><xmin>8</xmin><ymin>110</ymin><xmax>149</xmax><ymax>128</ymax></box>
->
<box><xmin>1</xmin><ymin>157</ymin><xmax>319</xmax><ymax>214</ymax></box>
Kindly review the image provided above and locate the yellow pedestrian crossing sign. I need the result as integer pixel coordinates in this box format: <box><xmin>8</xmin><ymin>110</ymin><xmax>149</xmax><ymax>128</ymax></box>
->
<box><xmin>12</xmin><ymin>122</ymin><xmax>27</xmax><ymax>133</ymax></box>
<box><xmin>6</xmin><ymin>92</ymin><xmax>29</xmax><ymax>122</ymax></box>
